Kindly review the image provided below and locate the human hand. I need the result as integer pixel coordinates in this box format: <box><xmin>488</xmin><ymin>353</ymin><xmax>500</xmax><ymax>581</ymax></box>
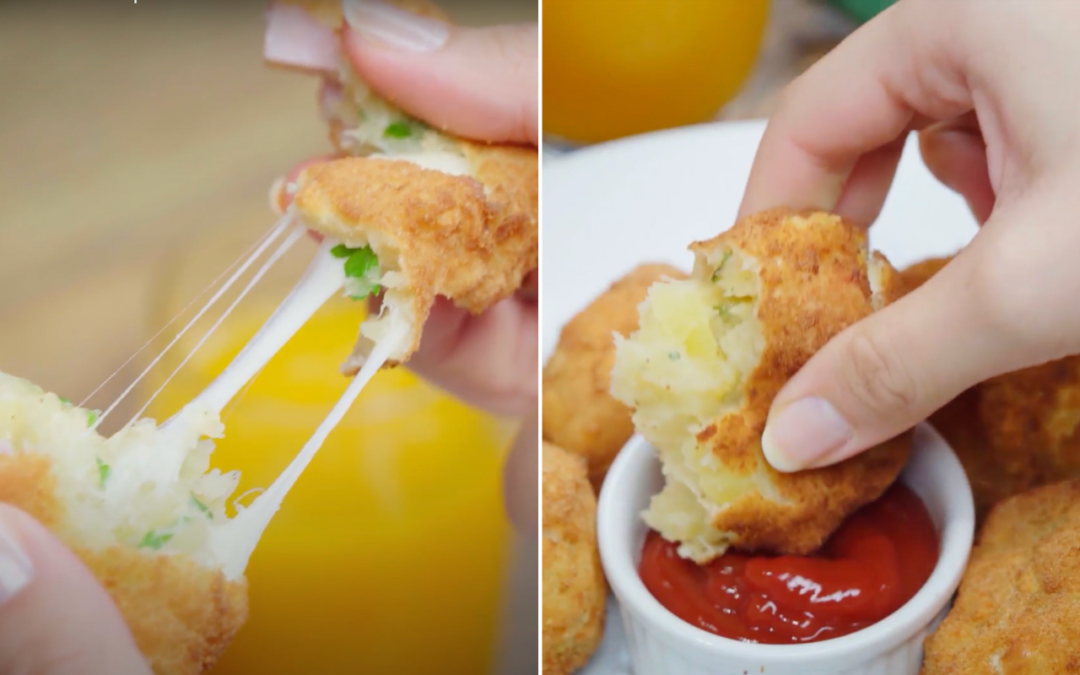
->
<box><xmin>273</xmin><ymin>1</ymin><xmax>539</xmax><ymax>532</ymax></box>
<box><xmin>741</xmin><ymin>0</ymin><xmax>1080</xmax><ymax>472</ymax></box>
<box><xmin>0</xmin><ymin>504</ymin><xmax>151</xmax><ymax>675</ymax></box>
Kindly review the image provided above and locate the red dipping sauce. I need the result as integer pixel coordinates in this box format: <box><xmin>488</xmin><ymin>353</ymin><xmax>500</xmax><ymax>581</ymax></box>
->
<box><xmin>639</xmin><ymin>483</ymin><xmax>939</xmax><ymax>644</ymax></box>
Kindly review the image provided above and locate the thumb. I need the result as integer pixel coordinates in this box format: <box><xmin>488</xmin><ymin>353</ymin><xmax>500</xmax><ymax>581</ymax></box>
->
<box><xmin>342</xmin><ymin>0</ymin><xmax>538</xmax><ymax>145</ymax></box>
<box><xmin>760</xmin><ymin>239</ymin><xmax>1021</xmax><ymax>472</ymax></box>
<box><xmin>0</xmin><ymin>505</ymin><xmax>150</xmax><ymax>675</ymax></box>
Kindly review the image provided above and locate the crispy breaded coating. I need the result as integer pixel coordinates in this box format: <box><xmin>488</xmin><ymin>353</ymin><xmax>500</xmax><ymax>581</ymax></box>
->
<box><xmin>902</xmin><ymin>256</ymin><xmax>1080</xmax><ymax>521</ymax></box>
<box><xmin>0</xmin><ymin>453</ymin><xmax>247</xmax><ymax>675</ymax></box>
<box><xmin>544</xmin><ymin>264</ymin><xmax>688</xmax><ymax>492</ymax></box>
<box><xmin>277</xmin><ymin>0</ymin><xmax>538</xmax><ymax>370</ymax></box>
<box><xmin>542</xmin><ymin>443</ymin><xmax>605</xmax><ymax>675</ymax></box>
<box><xmin>611</xmin><ymin>209</ymin><xmax>912</xmax><ymax>562</ymax></box>
<box><xmin>922</xmin><ymin>479</ymin><xmax>1080</xmax><ymax>674</ymax></box>
<box><xmin>293</xmin><ymin>154</ymin><xmax>537</xmax><ymax>367</ymax></box>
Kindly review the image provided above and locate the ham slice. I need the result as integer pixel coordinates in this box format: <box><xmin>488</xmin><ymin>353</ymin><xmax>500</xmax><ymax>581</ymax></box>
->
<box><xmin>264</xmin><ymin>3</ymin><xmax>341</xmax><ymax>73</ymax></box>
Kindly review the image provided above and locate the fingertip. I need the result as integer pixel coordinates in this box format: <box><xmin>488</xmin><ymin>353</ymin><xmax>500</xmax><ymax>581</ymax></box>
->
<box><xmin>761</xmin><ymin>396</ymin><xmax>856</xmax><ymax>472</ymax></box>
<box><xmin>343</xmin><ymin>24</ymin><xmax>538</xmax><ymax>145</ymax></box>
<box><xmin>0</xmin><ymin>504</ymin><xmax>149</xmax><ymax>675</ymax></box>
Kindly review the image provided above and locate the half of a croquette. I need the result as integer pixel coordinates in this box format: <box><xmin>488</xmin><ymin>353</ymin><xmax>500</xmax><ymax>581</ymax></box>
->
<box><xmin>292</xmin><ymin>152</ymin><xmax>537</xmax><ymax>371</ymax></box>
<box><xmin>543</xmin><ymin>263</ymin><xmax>689</xmax><ymax>491</ymax></box>
<box><xmin>0</xmin><ymin>372</ymin><xmax>248</xmax><ymax>675</ymax></box>
<box><xmin>611</xmin><ymin>209</ymin><xmax>912</xmax><ymax>563</ymax></box>
<box><xmin>274</xmin><ymin>0</ymin><xmax>538</xmax><ymax>373</ymax></box>
<box><xmin>542</xmin><ymin>442</ymin><xmax>605</xmax><ymax>675</ymax></box>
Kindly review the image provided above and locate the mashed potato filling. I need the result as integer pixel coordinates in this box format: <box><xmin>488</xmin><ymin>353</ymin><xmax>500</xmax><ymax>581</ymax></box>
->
<box><xmin>0</xmin><ymin>372</ymin><xmax>240</xmax><ymax>567</ymax></box>
<box><xmin>612</xmin><ymin>248</ymin><xmax>769</xmax><ymax>560</ymax></box>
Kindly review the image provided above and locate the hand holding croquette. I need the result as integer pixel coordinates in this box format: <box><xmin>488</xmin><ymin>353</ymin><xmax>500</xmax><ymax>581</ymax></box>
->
<box><xmin>739</xmin><ymin>1</ymin><xmax>1080</xmax><ymax>479</ymax></box>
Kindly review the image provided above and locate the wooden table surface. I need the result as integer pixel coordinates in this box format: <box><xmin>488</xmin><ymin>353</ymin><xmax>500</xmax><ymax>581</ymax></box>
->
<box><xmin>0</xmin><ymin>0</ymin><xmax>536</xmax><ymax>410</ymax></box>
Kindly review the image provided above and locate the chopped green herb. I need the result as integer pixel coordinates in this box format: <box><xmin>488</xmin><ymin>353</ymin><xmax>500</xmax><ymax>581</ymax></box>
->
<box><xmin>139</xmin><ymin>530</ymin><xmax>173</xmax><ymax>551</ymax></box>
<box><xmin>668</xmin><ymin>352</ymin><xmax>681</xmax><ymax>361</ymax></box>
<box><xmin>95</xmin><ymin>457</ymin><xmax>110</xmax><ymax>489</ymax></box>
<box><xmin>59</xmin><ymin>396</ymin><xmax>72</xmax><ymax>406</ymax></box>
<box><xmin>86</xmin><ymin>410</ymin><xmax>99</xmax><ymax>428</ymax></box>
<box><xmin>344</xmin><ymin>246</ymin><xmax>378</xmax><ymax>278</ymax></box>
<box><xmin>190</xmin><ymin>495</ymin><xmax>212</xmax><ymax>519</ymax></box>
<box><xmin>330</xmin><ymin>243</ymin><xmax>353</xmax><ymax>259</ymax></box>
<box><xmin>715</xmin><ymin>304</ymin><xmax>732</xmax><ymax>321</ymax></box>
<box><xmin>343</xmin><ymin>246</ymin><xmax>382</xmax><ymax>300</ymax></box>
<box><xmin>384</xmin><ymin>121</ymin><xmax>413</xmax><ymax>139</ymax></box>
<box><xmin>711</xmin><ymin>250</ymin><xmax>734</xmax><ymax>281</ymax></box>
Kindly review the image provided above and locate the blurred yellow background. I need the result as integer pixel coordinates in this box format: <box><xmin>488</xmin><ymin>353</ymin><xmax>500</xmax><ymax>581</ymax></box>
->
<box><xmin>541</xmin><ymin>0</ymin><xmax>860</xmax><ymax>147</ymax></box>
<box><xmin>0</xmin><ymin>1</ymin><xmax>537</xmax><ymax>674</ymax></box>
<box><xmin>544</xmin><ymin>0</ymin><xmax>770</xmax><ymax>144</ymax></box>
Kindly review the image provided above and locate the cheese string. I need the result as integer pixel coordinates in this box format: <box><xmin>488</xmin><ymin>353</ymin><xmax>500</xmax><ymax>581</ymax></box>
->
<box><xmin>134</xmin><ymin>223</ymin><xmax>310</xmax><ymax>428</ymax></box>
<box><xmin>81</xmin><ymin>217</ymin><xmax>289</xmax><ymax>412</ymax></box>
<box><xmin>175</xmin><ymin>235</ymin><xmax>347</xmax><ymax>421</ymax></box>
<box><xmin>214</xmin><ymin>319</ymin><xmax>408</xmax><ymax>579</ymax></box>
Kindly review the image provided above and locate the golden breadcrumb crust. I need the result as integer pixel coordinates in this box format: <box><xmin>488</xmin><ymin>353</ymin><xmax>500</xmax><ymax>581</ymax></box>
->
<box><xmin>293</xmin><ymin>156</ymin><xmax>537</xmax><ymax>366</ymax></box>
<box><xmin>922</xmin><ymin>479</ymin><xmax>1080</xmax><ymax>674</ymax></box>
<box><xmin>696</xmin><ymin>209</ymin><xmax>910</xmax><ymax>554</ymax></box>
<box><xmin>902</xmin><ymin>256</ymin><xmax>1080</xmax><ymax>522</ymax></box>
<box><xmin>543</xmin><ymin>263</ymin><xmax>688</xmax><ymax>492</ymax></box>
<box><xmin>542</xmin><ymin>443</ymin><xmax>605</xmax><ymax>675</ymax></box>
<box><xmin>0</xmin><ymin>453</ymin><xmax>247</xmax><ymax>675</ymax></box>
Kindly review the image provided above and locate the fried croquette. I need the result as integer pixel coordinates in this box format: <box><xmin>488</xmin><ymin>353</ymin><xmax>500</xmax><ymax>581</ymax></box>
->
<box><xmin>542</xmin><ymin>443</ymin><xmax>605</xmax><ymax>675</ymax></box>
<box><xmin>292</xmin><ymin>153</ymin><xmax>537</xmax><ymax>369</ymax></box>
<box><xmin>0</xmin><ymin>372</ymin><xmax>248</xmax><ymax>675</ymax></box>
<box><xmin>922</xmin><ymin>478</ymin><xmax>1080</xmax><ymax>674</ymax></box>
<box><xmin>543</xmin><ymin>264</ymin><xmax>689</xmax><ymax>491</ymax></box>
<box><xmin>902</xmin><ymin>256</ymin><xmax>1080</xmax><ymax>521</ymax></box>
<box><xmin>610</xmin><ymin>209</ymin><xmax>912</xmax><ymax>563</ymax></box>
<box><xmin>275</xmin><ymin>0</ymin><xmax>538</xmax><ymax>370</ymax></box>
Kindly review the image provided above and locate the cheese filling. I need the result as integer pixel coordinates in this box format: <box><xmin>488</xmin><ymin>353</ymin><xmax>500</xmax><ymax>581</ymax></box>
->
<box><xmin>0</xmin><ymin>241</ymin><xmax>409</xmax><ymax>581</ymax></box>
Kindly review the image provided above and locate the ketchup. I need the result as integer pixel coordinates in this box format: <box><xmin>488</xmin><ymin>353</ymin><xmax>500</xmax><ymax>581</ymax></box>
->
<box><xmin>639</xmin><ymin>483</ymin><xmax>938</xmax><ymax>644</ymax></box>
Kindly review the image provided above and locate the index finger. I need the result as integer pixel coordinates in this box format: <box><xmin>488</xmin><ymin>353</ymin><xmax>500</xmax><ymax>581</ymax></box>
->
<box><xmin>738</xmin><ymin>2</ymin><xmax>971</xmax><ymax>220</ymax></box>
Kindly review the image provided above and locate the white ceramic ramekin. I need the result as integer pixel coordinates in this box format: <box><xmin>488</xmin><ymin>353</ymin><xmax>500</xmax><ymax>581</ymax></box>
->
<box><xmin>597</xmin><ymin>424</ymin><xmax>975</xmax><ymax>675</ymax></box>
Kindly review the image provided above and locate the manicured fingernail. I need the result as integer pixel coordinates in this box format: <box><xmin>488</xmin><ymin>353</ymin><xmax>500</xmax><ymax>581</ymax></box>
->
<box><xmin>762</xmin><ymin>397</ymin><xmax>853</xmax><ymax>472</ymax></box>
<box><xmin>343</xmin><ymin>0</ymin><xmax>449</xmax><ymax>52</ymax></box>
<box><xmin>0</xmin><ymin>512</ymin><xmax>33</xmax><ymax>605</ymax></box>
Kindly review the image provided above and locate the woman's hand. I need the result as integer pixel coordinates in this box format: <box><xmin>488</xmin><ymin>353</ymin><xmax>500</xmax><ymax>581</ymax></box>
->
<box><xmin>279</xmin><ymin>1</ymin><xmax>539</xmax><ymax>532</ymax></box>
<box><xmin>743</xmin><ymin>0</ymin><xmax>1080</xmax><ymax>472</ymax></box>
<box><xmin>0</xmin><ymin>504</ymin><xmax>150</xmax><ymax>674</ymax></box>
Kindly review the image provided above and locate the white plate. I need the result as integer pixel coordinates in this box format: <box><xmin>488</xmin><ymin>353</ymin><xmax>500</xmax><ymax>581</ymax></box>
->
<box><xmin>541</xmin><ymin>120</ymin><xmax>981</xmax><ymax>674</ymax></box>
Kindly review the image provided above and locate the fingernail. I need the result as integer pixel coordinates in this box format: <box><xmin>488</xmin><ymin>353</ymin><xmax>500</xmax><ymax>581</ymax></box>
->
<box><xmin>343</xmin><ymin>0</ymin><xmax>450</xmax><ymax>52</ymax></box>
<box><xmin>814</xmin><ymin>172</ymin><xmax>848</xmax><ymax>211</ymax></box>
<box><xmin>0</xmin><ymin>512</ymin><xmax>33</xmax><ymax>605</ymax></box>
<box><xmin>762</xmin><ymin>397</ymin><xmax>853</xmax><ymax>472</ymax></box>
